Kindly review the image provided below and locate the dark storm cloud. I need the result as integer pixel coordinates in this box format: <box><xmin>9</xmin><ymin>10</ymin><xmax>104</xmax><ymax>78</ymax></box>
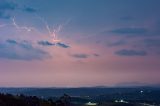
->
<box><xmin>57</xmin><ymin>42</ymin><xmax>69</xmax><ymax>48</ymax></box>
<box><xmin>0</xmin><ymin>1</ymin><xmax>17</xmax><ymax>19</ymax></box>
<box><xmin>0</xmin><ymin>39</ymin><xmax>50</xmax><ymax>60</ymax></box>
<box><xmin>23</xmin><ymin>7</ymin><xmax>37</xmax><ymax>13</ymax></box>
<box><xmin>6</xmin><ymin>39</ymin><xmax>17</xmax><ymax>44</ymax></box>
<box><xmin>0</xmin><ymin>1</ymin><xmax>36</xmax><ymax>19</ymax></box>
<box><xmin>110</xmin><ymin>28</ymin><xmax>148</xmax><ymax>35</ymax></box>
<box><xmin>115</xmin><ymin>49</ymin><xmax>147</xmax><ymax>56</ymax></box>
<box><xmin>38</xmin><ymin>41</ymin><xmax>54</xmax><ymax>46</ymax></box>
<box><xmin>71</xmin><ymin>54</ymin><xmax>88</xmax><ymax>59</ymax></box>
<box><xmin>38</xmin><ymin>41</ymin><xmax>70</xmax><ymax>48</ymax></box>
<box><xmin>0</xmin><ymin>1</ymin><xmax>17</xmax><ymax>10</ymax></box>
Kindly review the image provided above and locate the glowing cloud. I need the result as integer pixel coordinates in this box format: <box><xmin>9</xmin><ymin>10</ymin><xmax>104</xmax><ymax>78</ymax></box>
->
<box><xmin>37</xmin><ymin>16</ymin><xmax>61</xmax><ymax>44</ymax></box>
<box><xmin>36</xmin><ymin>15</ymin><xmax>71</xmax><ymax>45</ymax></box>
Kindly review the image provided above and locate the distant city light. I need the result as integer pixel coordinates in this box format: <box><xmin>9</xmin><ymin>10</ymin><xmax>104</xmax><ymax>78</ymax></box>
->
<box><xmin>85</xmin><ymin>102</ymin><xmax>97</xmax><ymax>106</ymax></box>
<box><xmin>115</xmin><ymin>99</ymin><xmax>128</xmax><ymax>103</ymax></box>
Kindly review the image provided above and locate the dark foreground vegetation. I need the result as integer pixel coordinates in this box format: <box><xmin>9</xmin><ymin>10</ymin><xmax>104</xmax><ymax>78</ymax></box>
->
<box><xmin>0</xmin><ymin>87</ymin><xmax>160</xmax><ymax>106</ymax></box>
<box><xmin>0</xmin><ymin>93</ymin><xmax>71</xmax><ymax>106</ymax></box>
<box><xmin>0</xmin><ymin>93</ymin><xmax>159</xmax><ymax>106</ymax></box>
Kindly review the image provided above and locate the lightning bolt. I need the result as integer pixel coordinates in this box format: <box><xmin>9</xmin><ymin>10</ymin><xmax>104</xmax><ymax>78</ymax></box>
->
<box><xmin>11</xmin><ymin>17</ymin><xmax>34</xmax><ymax>32</ymax></box>
<box><xmin>52</xmin><ymin>24</ymin><xmax>62</xmax><ymax>43</ymax></box>
<box><xmin>37</xmin><ymin>16</ymin><xmax>61</xmax><ymax>44</ymax></box>
<box><xmin>48</xmin><ymin>18</ymin><xmax>70</xmax><ymax>43</ymax></box>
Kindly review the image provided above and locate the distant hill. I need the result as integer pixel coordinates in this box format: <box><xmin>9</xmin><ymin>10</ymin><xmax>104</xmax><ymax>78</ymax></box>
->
<box><xmin>0</xmin><ymin>87</ymin><xmax>160</xmax><ymax>98</ymax></box>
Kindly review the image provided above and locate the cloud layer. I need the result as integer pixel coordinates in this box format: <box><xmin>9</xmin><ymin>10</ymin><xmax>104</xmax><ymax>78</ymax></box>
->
<box><xmin>38</xmin><ymin>41</ymin><xmax>70</xmax><ymax>48</ymax></box>
<box><xmin>71</xmin><ymin>54</ymin><xmax>88</xmax><ymax>59</ymax></box>
<box><xmin>0</xmin><ymin>39</ymin><xmax>50</xmax><ymax>60</ymax></box>
<box><xmin>115</xmin><ymin>49</ymin><xmax>147</xmax><ymax>56</ymax></box>
<box><xmin>57</xmin><ymin>42</ymin><xmax>70</xmax><ymax>48</ymax></box>
<box><xmin>38</xmin><ymin>41</ymin><xmax>54</xmax><ymax>46</ymax></box>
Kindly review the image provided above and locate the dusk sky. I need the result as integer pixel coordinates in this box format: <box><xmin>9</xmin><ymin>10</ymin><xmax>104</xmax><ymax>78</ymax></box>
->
<box><xmin>0</xmin><ymin>0</ymin><xmax>160</xmax><ymax>87</ymax></box>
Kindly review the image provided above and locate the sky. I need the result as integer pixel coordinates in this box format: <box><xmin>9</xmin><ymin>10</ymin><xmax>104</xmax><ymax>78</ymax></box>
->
<box><xmin>0</xmin><ymin>0</ymin><xmax>160</xmax><ymax>87</ymax></box>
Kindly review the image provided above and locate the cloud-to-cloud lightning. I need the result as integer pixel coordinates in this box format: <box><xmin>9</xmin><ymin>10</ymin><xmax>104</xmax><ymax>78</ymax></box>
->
<box><xmin>11</xmin><ymin>17</ymin><xmax>34</xmax><ymax>32</ymax></box>
<box><xmin>37</xmin><ymin>15</ymin><xmax>71</xmax><ymax>45</ymax></box>
<box><xmin>37</xmin><ymin>16</ymin><xmax>62</xmax><ymax>44</ymax></box>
